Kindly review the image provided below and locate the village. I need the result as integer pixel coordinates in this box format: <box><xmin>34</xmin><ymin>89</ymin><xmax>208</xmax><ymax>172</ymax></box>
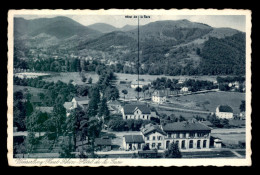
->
<box><xmin>13</xmin><ymin>65</ymin><xmax>246</xmax><ymax>158</ymax></box>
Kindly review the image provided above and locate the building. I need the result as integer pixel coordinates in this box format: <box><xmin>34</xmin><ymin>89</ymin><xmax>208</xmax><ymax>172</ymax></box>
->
<box><xmin>239</xmin><ymin>112</ymin><xmax>245</xmax><ymax>120</ymax></box>
<box><xmin>130</xmin><ymin>80</ymin><xmax>150</xmax><ymax>89</ymax></box>
<box><xmin>35</xmin><ymin>107</ymin><xmax>53</xmax><ymax>113</ymax></box>
<box><xmin>76</xmin><ymin>140</ymin><xmax>88</xmax><ymax>152</ymax></box>
<box><xmin>180</xmin><ymin>87</ymin><xmax>189</xmax><ymax>93</ymax></box>
<box><xmin>107</xmin><ymin>100</ymin><xmax>122</xmax><ymax>114</ymax></box>
<box><xmin>123</xmin><ymin>135</ymin><xmax>145</xmax><ymax>151</ymax></box>
<box><xmin>71</xmin><ymin>97</ymin><xmax>89</xmax><ymax>110</ymax></box>
<box><xmin>178</xmin><ymin>78</ymin><xmax>186</xmax><ymax>84</ymax></box>
<box><xmin>63</xmin><ymin>96</ymin><xmax>89</xmax><ymax>116</ymax></box>
<box><xmin>141</xmin><ymin>124</ymin><xmax>167</xmax><ymax>150</ymax></box>
<box><xmin>162</xmin><ymin>121</ymin><xmax>212</xmax><ymax>150</ymax></box>
<box><xmin>216</xmin><ymin>105</ymin><xmax>233</xmax><ymax>119</ymax></box>
<box><xmin>152</xmin><ymin>91</ymin><xmax>166</xmax><ymax>104</ymax></box>
<box><xmin>121</xmin><ymin>104</ymin><xmax>152</xmax><ymax>120</ymax></box>
<box><xmin>94</xmin><ymin>136</ymin><xmax>112</xmax><ymax>151</ymax></box>
<box><xmin>214</xmin><ymin>139</ymin><xmax>222</xmax><ymax>148</ymax></box>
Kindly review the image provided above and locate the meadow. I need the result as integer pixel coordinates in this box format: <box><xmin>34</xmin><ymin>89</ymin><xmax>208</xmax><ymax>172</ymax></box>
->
<box><xmin>115</xmin><ymin>73</ymin><xmax>219</xmax><ymax>82</ymax></box>
<box><xmin>14</xmin><ymin>85</ymin><xmax>47</xmax><ymax>96</ymax></box>
<box><xmin>42</xmin><ymin>72</ymin><xmax>99</xmax><ymax>85</ymax></box>
<box><xmin>175</xmin><ymin>91</ymin><xmax>245</xmax><ymax>114</ymax></box>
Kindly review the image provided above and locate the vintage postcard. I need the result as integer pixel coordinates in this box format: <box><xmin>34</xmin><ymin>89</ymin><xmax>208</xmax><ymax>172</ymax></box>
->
<box><xmin>7</xmin><ymin>9</ymin><xmax>252</xmax><ymax>166</ymax></box>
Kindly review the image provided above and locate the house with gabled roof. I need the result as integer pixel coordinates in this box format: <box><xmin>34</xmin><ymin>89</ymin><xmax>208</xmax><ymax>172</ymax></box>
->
<box><xmin>216</xmin><ymin>105</ymin><xmax>233</xmax><ymax>119</ymax></box>
<box><xmin>141</xmin><ymin>124</ymin><xmax>167</xmax><ymax>150</ymax></box>
<box><xmin>123</xmin><ymin>135</ymin><xmax>145</xmax><ymax>151</ymax></box>
<box><xmin>94</xmin><ymin>136</ymin><xmax>112</xmax><ymax>151</ymax></box>
<box><xmin>152</xmin><ymin>90</ymin><xmax>166</xmax><ymax>104</ymax></box>
<box><xmin>121</xmin><ymin>104</ymin><xmax>152</xmax><ymax>120</ymax></box>
<box><xmin>63</xmin><ymin>96</ymin><xmax>89</xmax><ymax>116</ymax></box>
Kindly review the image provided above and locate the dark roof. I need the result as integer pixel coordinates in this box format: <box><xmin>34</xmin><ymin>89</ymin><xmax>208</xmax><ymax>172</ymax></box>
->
<box><xmin>200</xmin><ymin>121</ymin><xmax>213</xmax><ymax>127</ymax></box>
<box><xmin>142</xmin><ymin>124</ymin><xmax>167</xmax><ymax>136</ymax></box>
<box><xmin>63</xmin><ymin>102</ymin><xmax>73</xmax><ymax>110</ymax></box>
<box><xmin>76</xmin><ymin>140</ymin><xmax>88</xmax><ymax>147</ymax></box>
<box><xmin>74</xmin><ymin>96</ymin><xmax>89</xmax><ymax>101</ymax></box>
<box><xmin>35</xmin><ymin>107</ymin><xmax>53</xmax><ymax>113</ymax></box>
<box><xmin>218</xmin><ymin>105</ymin><xmax>233</xmax><ymax>113</ymax></box>
<box><xmin>124</xmin><ymin>135</ymin><xmax>145</xmax><ymax>143</ymax></box>
<box><xmin>94</xmin><ymin>137</ymin><xmax>112</xmax><ymax>146</ymax></box>
<box><xmin>123</xmin><ymin>104</ymin><xmax>151</xmax><ymax>114</ymax></box>
<box><xmin>162</xmin><ymin>121</ymin><xmax>212</xmax><ymax>132</ymax></box>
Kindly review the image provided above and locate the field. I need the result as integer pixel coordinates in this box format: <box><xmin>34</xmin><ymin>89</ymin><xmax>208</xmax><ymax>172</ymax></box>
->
<box><xmin>42</xmin><ymin>72</ymin><xmax>99</xmax><ymax>85</ymax></box>
<box><xmin>211</xmin><ymin>128</ymin><xmax>245</xmax><ymax>145</ymax></box>
<box><xmin>115</xmin><ymin>73</ymin><xmax>218</xmax><ymax>83</ymax></box>
<box><xmin>174</xmin><ymin>91</ymin><xmax>245</xmax><ymax>114</ymax></box>
<box><xmin>115</xmin><ymin>73</ymin><xmax>219</xmax><ymax>100</ymax></box>
<box><xmin>156</xmin><ymin>109</ymin><xmax>209</xmax><ymax>120</ymax></box>
<box><xmin>14</xmin><ymin>85</ymin><xmax>47</xmax><ymax>96</ymax></box>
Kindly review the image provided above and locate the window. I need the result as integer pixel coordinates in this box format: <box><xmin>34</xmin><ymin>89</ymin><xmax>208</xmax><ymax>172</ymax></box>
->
<box><xmin>157</xmin><ymin>136</ymin><xmax>161</xmax><ymax>140</ymax></box>
<box><xmin>181</xmin><ymin>140</ymin><xmax>185</xmax><ymax>149</ymax></box>
<box><xmin>182</xmin><ymin>133</ymin><xmax>186</xmax><ymax>138</ymax></box>
<box><xmin>146</xmin><ymin>136</ymin><xmax>149</xmax><ymax>140</ymax></box>
<box><xmin>197</xmin><ymin>140</ymin><xmax>201</xmax><ymax>149</ymax></box>
<box><xmin>152</xmin><ymin>143</ymin><xmax>155</xmax><ymax>148</ymax></box>
<box><xmin>203</xmin><ymin>140</ymin><xmax>207</xmax><ymax>148</ymax></box>
<box><xmin>153</xmin><ymin>136</ymin><xmax>156</xmax><ymax>140</ymax></box>
<box><xmin>158</xmin><ymin>143</ymin><xmax>161</xmax><ymax>149</ymax></box>
<box><xmin>166</xmin><ymin>141</ymin><xmax>170</xmax><ymax>149</ymax></box>
<box><xmin>189</xmin><ymin>140</ymin><xmax>193</xmax><ymax>149</ymax></box>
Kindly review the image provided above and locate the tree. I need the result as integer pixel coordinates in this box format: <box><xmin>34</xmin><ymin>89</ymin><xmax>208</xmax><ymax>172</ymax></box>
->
<box><xmin>59</xmin><ymin>135</ymin><xmax>75</xmax><ymax>158</ymax></box>
<box><xmin>81</xmin><ymin>75</ymin><xmax>87</xmax><ymax>82</ymax></box>
<box><xmin>88</xmin><ymin>87</ymin><xmax>100</xmax><ymax>117</ymax></box>
<box><xmin>164</xmin><ymin>142</ymin><xmax>182</xmax><ymax>158</ymax></box>
<box><xmin>121</xmin><ymin>89</ymin><xmax>128</xmax><ymax>105</ymax></box>
<box><xmin>98</xmin><ymin>97</ymin><xmax>110</xmax><ymax>123</ymax></box>
<box><xmin>88</xmin><ymin>117</ymin><xmax>102</xmax><ymax>156</ymax></box>
<box><xmin>142</xmin><ymin>85</ymin><xmax>149</xmax><ymax>99</ymax></box>
<box><xmin>179</xmin><ymin>115</ymin><xmax>186</xmax><ymax>122</ymax></box>
<box><xmin>14</xmin><ymin>91</ymin><xmax>24</xmax><ymax>101</ymax></box>
<box><xmin>88</xmin><ymin>77</ymin><xmax>93</xmax><ymax>84</ymax></box>
<box><xmin>240</xmin><ymin>100</ymin><xmax>245</xmax><ymax>112</ymax></box>
<box><xmin>108</xmin><ymin>118</ymin><xmax>126</xmax><ymax>131</ymax></box>
<box><xmin>104</xmin><ymin>86</ymin><xmax>119</xmax><ymax>101</ymax></box>
<box><xmin>25</xmin><ymin>132</ymin><xmax>39</xmax><ymax>156</ymax></box>
<box><xmin>77</xmin><ymin>85</ymin><xmax>88</xmax><ymax>96</ymax></box>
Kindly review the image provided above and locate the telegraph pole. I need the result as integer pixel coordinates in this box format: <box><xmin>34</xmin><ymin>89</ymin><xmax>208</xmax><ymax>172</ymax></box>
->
<box><xmin>137</xmin><ymin>15</ymin><xmax>140</xmax><ymax>101</ymax></box>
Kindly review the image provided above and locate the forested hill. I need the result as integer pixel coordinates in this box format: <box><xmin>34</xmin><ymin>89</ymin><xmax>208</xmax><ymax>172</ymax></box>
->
<box><xmin>14</xmin><ymin>16</ymin><xmax>245</xmax><ymax>76</ymax></box>
<box><xmin>14</xmin><ymin>16</ymin><xmax>101</xmax><ymax>39</ymax></box>
<box><xmin>199</xmin><ymin>33</ymin><xmax>246</xmax><ymax>75</ymax></box>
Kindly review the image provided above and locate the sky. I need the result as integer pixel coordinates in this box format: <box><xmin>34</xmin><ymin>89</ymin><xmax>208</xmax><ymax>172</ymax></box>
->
<box><xmin>16</xmin><ymin>14</ymin><xmax>246</xmax><ymax>32</ymax></box>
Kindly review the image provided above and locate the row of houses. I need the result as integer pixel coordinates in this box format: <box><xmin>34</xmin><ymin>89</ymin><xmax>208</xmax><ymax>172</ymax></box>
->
<box><xmin>123</xmin><ymin>121</ymin><xmax>212</xmax><ymax>151</ymax></box>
